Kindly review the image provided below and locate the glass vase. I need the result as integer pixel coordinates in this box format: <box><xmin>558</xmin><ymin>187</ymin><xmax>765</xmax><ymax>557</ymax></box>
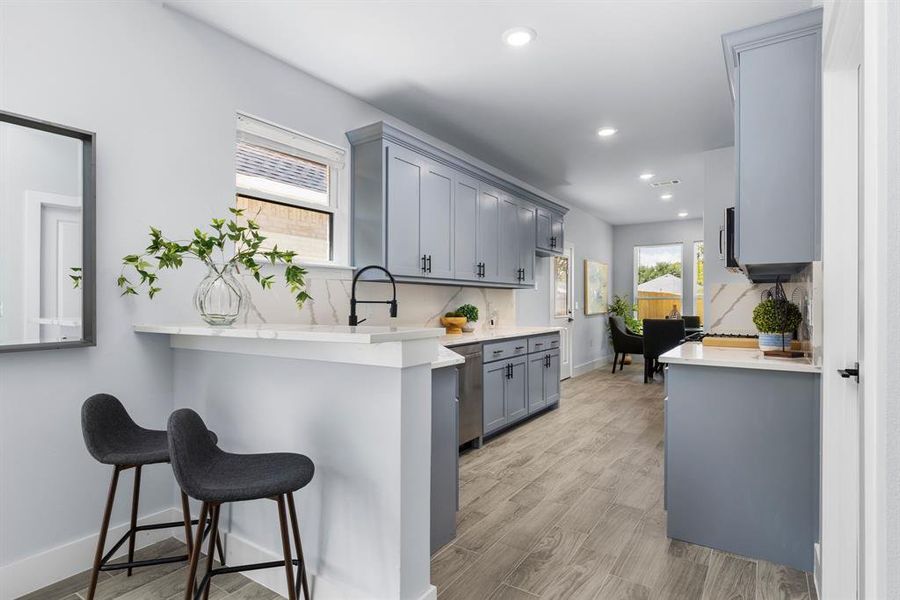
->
<box><xmin>193</xmin><ymin>262</ymin><xmax>248</xmax><ymax>326</ymax></box>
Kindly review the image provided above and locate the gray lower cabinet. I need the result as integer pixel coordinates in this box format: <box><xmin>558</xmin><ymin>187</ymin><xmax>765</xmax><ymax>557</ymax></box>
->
<box><xmin>722</xmin><ymin>8</ymin><xmax>822</xmax><ymax>281</ymax></box>
<box><xmin>348</xmin><ymin>121</ymin><xmax>568</xmax><ymax>288</ymax></box>
<box><xmin>665</xmin><ymin>363</ymin><xmax>819</xmax><ymax>571</ymax></box>
<box><xmin>431</xmin><ymin>365</ymin><xmax>459</xmax><ymax>554</ymax></box>
<box><xmin>528</xmin><ymin>349</ymin><xmax>560</xmax><ymax>413</ymax></box>
<box><xmin>483</xmin><ymin>352</ymin><xmax>528</xmax><ymax>435</ymax></box>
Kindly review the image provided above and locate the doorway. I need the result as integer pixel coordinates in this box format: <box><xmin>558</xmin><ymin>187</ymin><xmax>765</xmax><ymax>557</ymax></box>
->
<box><xmin>551</xmin><ymin>245</ymin><xmax>574</xmax><ymax>380</ymax></box>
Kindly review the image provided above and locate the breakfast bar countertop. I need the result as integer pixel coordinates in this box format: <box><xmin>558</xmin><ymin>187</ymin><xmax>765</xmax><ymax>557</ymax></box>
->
<box><xmin>660</xmin><ymin>342</ymin><xmax>822</xmax><ymax>373</ymax></box>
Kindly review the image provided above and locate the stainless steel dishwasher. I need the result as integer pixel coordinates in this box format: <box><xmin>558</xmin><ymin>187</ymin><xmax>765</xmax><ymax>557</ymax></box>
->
<box><xmin>454</xmin><ymin>343</ymin><xmax>483</xmax><ymax>448</ymax></box>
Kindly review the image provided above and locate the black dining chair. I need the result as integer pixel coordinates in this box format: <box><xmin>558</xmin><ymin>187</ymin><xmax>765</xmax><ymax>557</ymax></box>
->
<box><xmin>682</xmin><ymin>315</ymin><xmax>702</xmax><ymax>329</ymax></box>
<box><xmin>642</xmin><ymin>319</ymin><xmax>686</xmax><ymax>383</ymax></box>
<box><xmin>609</xmin><ymin>315</ymin><xmax>643</xmax><ymax>373</ymax></box>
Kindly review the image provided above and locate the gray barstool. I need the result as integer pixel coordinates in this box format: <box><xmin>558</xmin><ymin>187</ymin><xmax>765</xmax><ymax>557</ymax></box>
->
<box><xmin>168</xmin><ymin>408</ymin><xmax>314</xmax><ymax>600</ymax></box>
<box><xmin>81</xmin><ymin>394</ymin><xmax>224</xmax><ymax>600</ymax></box>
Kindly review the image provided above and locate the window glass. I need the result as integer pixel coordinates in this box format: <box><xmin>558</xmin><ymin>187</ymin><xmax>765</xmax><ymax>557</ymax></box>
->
<box><xmin>634</xmin><ymin>244</ymin><xmax>683</xmax><ymax>321</ymax></box>
<box><xmin>235</xmin><ymin>195</ymin><xmax>331</xmax><ymax>262</ymax></box>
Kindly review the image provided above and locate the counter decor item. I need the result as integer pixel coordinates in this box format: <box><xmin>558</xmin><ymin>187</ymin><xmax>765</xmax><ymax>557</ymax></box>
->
<box><xmin>456</xmin><ymin>304</ymin><xmax>479</xmax><ymax>332</ymax></box>
<box><xmin>584</xmin><ymin>259</ymin><xmax>609</xmax><ymax>315</ymax></box>
<box><xmin>752</xmin><ymin>281</ymin><xmax>803</xmax><ymax>356</ymax></box>
<box><xmin>440</xmin><ymin>312</ymin><xmax>467</xmax><ymax>335</ymax></box>
<box><xmin>118</xmin><ymin>208</ymin><xmax>310</xmax><ymax>326</ymax></box>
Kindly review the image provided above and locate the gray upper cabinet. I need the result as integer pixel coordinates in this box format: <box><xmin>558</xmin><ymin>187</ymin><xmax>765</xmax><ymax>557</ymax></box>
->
<box><xmin>348</xmin><ymin>122</ymin><xmax>568</xmax><ymax>288</ymax></box>
<box><xmin>477</xmin><ymin>187</ymin><xmax>502</xmax><ymax>282</ymax></box>
<box><xmin>535</xmin><ymin>208</ymin><xmax>565</xmax><ymax>256</ymax></box>
<box><xmin>453</xmin><ymin>175</ymin><xmax>480</xmax><ymax>281</ymax></box>
<box><xmin>722</xmin><ymin>8</ymin><xmax>822</xmax><ymax>281</ymax></box>
<box><xmin>385</xmin><ymin>144</ymin><xmax>425</xmax><ymax>277</ymax></box>
<box><xmin>421</xmin><ymin>162</ymin><xmax>455</xmax><ymax>279</ymax></box>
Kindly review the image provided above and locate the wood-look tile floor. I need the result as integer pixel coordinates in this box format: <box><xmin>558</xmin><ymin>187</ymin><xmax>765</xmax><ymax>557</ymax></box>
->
<box><xmin>433</xmin><ymin>366</ymin><xmax>818</xmax><ymax>600</ymax></box>
<box><xmin>24</xmin><ymin>367</ymin><xmax>817</xmax><ymax>600</ymax></box>
<box><xmin>18</xmin><ymin>537</ymin><xmax>279</xmax><ymax>600</ymax></box>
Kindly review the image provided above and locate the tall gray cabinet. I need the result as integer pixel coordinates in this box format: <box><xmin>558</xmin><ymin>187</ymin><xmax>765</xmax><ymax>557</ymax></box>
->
<box><xmin>347</xmin><ymin>122</ymin><xmax>567</xmax><ymax>287</ymax></box>
<box><xmin>722</xmin><ymin>8</ymin><xmax>822</xmax><ymax>282</ymax></box>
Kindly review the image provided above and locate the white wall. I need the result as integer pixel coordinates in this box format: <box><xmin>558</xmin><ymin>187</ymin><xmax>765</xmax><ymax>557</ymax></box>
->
<box><xmin>702</xmin><ymin>146</ymin><xmax>747</xmax><ymax>289</ymax></box>
<box><xmin>516</xmin><ymin>204</ymin><xmax>615</xmax><ymax>372</ymax></box>
<box><xmin>0</xmin><ymin>1</ymin><xmax>569</xmax><ymax>593</ymax></box>
<box><xmin>611</xmin><ymin>219</ymin><xmax>704</xmax><ymax>317</ymax></box>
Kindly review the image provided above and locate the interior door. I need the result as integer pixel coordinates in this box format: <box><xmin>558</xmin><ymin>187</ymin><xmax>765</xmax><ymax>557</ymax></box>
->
<box><xmin>820</xmin><ymin>3</ymin><xmax>864</xmax><ymax>596</ymax></box>
<box><xmin>551</xmin><ymin>245</ymin><xmax>575</xmax><ymax>380</ymax></box>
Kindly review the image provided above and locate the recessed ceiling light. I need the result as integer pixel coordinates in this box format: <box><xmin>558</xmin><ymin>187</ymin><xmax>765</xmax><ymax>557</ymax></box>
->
<box><xmin>503</xmin><ymin>27</ymin><xmax>536</xmax><ymax>47</ymax></box>
<box><xmin>639</xmin><ymin>173</ymin><xmax>655</xmax><ymax>180</ymax></box>
<box><xmin>678</xmin><ymin>211</ymin><xmax>689</xmax><ymax>218</ymax></box>
<box><xmin>660</xmin><ymin>193</ymin><xmax>673</xmax><ymax>200</ymax></box>
<box><xmin>597</xmin><ymin>127</ymin><xmax>618</xmax><ymax>137</ymax></box>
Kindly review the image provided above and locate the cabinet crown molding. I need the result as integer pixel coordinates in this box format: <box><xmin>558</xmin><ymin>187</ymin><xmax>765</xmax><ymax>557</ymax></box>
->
<box><xmin>347</xmin><ymin>121</ymin><xmax>569</xmax><ymax>216</ymax></box>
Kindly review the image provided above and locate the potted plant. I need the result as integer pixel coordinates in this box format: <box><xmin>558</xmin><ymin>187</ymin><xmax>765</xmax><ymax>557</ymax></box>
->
<box><xmin>752</xmin><ymin>297</ymin><xmax>802</xmax><ymax>351</ymax></box>
<box><xmin>118</xmin><ymin>208</ymin><xmax>310</xmax><ymax>326</ymax></box>
<box><xmin>456</xmin><ymin>303</ymin><xmax>479</xmax><ymax>333</ymax></box>
<box><xmin>440</xmin><ymin>311</ymin><xmax>467</xmax><ymax>335</ymax></box>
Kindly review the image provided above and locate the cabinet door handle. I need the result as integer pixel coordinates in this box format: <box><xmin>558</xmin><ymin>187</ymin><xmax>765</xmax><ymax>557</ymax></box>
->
<box><xmin>550</xmin><ymin>236</ymin><xmax>556</xmax><ymax>248</ymax></box>
<box><xmin>426</xmin><ymin>255</ymin><xmax>432</xmax><ymax>273</ymax></box>
<box><xmin>421</xmin><ymin>254</ymin><xmax>428</xmax><ymax>271</ymax></box>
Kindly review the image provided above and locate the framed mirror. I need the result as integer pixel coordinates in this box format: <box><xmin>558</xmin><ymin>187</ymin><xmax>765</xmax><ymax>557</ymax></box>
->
<box><xmin>0</xmin><ymin>111</ymin><xmax>95</xmax><ymax>352</ymax></box>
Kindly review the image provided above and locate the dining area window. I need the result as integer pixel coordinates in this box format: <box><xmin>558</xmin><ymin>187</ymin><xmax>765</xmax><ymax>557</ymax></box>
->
<box><xmin>633</xmin><ymin>243</ymin><xmax>683</xmax><ymax>321</ymax></box>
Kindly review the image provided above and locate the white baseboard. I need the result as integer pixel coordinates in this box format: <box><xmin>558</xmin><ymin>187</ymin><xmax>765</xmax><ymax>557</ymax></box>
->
<box><xmin>0</xmin><ymin>507</ymin><xmax>180</xmax><ymax>600</ymax></box>
<box><xmin>226</xmin><ymin>532</ymin><xmax>434</xmax><ymax>600</ymax></box>
<box><xmin>572</xmin><ymin>353</ymin><xmax>615</xmax><ymax>377</ymax></box>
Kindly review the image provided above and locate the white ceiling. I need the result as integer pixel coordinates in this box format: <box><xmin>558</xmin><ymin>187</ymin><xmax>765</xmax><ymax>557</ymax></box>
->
<box><xmin>169</xmin><ymin>0</ymin><xmax>810</xmax><ymax>225</ymax></box>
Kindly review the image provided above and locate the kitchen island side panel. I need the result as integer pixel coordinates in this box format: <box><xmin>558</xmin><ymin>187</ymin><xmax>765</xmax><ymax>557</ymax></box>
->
<box><xmin>665</xmin><ymin>364</ymin><xmax>820</xmax><ymax>571</ymax></box>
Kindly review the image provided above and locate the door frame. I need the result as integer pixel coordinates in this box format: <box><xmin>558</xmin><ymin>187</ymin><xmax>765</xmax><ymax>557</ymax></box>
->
<box><xmin>550</xmin><ymin>244</ymin><xmax>575</xmax><ymax>380</ymax></box>
<box><xmin>819</xmin><ymin>2</ymin><xmax>889</xmax><ymax>598</ymax></box>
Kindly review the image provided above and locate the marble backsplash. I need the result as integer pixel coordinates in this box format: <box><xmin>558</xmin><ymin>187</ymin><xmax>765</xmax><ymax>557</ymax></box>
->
<box><xmin>241</xmin><ymin>267</ymin><xmax>517</xmax><ymax>332</ymax></box>
<box><xmin>704</xmin><ymin>263</ymin><xmax>822</xmax><ymax>364</ymax></box>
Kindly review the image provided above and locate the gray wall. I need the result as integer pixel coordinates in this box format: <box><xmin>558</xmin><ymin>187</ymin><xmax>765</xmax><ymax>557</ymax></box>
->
<box><xmin>0</xmin><ymin>0</ymin><xmax>568</xmax><ymax>582</ymax></box>
<box><xmin>516</xmin><ymin>204</ymin><xmax>614</xmax><ymax>372</ymax></box>
<box><xmin>611</xmin><ymin>218</ymin><xmax>704</xmax><ymax>317</ymax></box>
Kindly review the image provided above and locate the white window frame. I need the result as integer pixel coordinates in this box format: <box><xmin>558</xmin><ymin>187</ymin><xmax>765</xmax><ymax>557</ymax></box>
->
<box><xmin>235</xmin><ymin>112</ymin><xmax>349</xmax><ymax>268</ymax></box>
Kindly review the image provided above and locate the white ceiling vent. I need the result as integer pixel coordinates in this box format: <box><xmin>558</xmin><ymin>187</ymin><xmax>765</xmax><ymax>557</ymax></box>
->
<box><xmin>649</xmin><ymin>179</ymin><xmax>681</xmax><ymax>188</ymax></box>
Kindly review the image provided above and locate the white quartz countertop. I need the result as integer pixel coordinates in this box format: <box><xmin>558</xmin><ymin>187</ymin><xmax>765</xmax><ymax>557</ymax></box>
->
<box><xmin>134</xmin><ymin>323</ymin><xmax>445</xmax><ymax>344</ymax></box>
<box><xmin>660</xmin><ymin>342</ymin><xmax>821</xmax><ymax>373</ymax></box>
<box><xmin>440</xmin><ymin>326</ymin><xmax>563</xmax><ymax>347</ymax></box>
<box><xmin>433</xmin><ymin>346</ymin><xmax>465</xmax><ymax>370</ymax></box>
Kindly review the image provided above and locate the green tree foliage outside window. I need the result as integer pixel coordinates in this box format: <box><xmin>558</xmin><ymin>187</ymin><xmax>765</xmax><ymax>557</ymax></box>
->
<box><xmin>637</xmin><ymin>261</ymin><xmax>682</xmax><ymax>285</ymax></box>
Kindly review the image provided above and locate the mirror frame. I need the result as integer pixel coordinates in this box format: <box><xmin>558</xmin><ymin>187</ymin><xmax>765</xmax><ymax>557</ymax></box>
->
<box><xmin>0</xmin><ymin>110</ymin><xmax>96</xmax><ymax>353</ymax></box>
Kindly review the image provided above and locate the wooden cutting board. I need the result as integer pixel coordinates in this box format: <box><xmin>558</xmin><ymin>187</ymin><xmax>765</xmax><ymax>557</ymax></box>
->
<box><xmin>702</xmin><ymin>336</ymin><xmax>759</xmax><ymax>348</ymax></box>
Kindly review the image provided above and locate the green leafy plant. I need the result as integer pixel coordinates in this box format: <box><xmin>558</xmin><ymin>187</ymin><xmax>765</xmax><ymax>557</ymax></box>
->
<box><xmin>608</xmin><ymin>294</ymin><xmax>642</xmax><ymax>334</ymax></box>
<box><xmin>118</xmin><ymin>208</ymin><xmax>310</xmax><ymax>308</ymax></box>
<box><xmin>69</xmin><ymin>267</ymin><xmax>82</xmax><ymax>288</ymax></box>
<box><xmin>456</xmin><ymin>304</ymin><xmax>479</xmax><ymax>322</ymax></box>
<box><xmin>752</xmin><ymin>298</ymin><xmax>802</xmax><ymax>333</ymax></box>
<box><xmin>444</xmin><ymin>311</ymin><xmax>463</xmax><ymax>318</ymax></box>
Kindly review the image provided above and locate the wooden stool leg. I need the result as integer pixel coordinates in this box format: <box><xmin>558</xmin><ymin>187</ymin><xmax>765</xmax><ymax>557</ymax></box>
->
<box><xmin>276</xmin><ymin>495</ymin><xmax>297</xmax><ymax>600</ymax></box>
<box><xmin>201</xmin><ymin>504</ymin><xmax>220</xmax><ymax>600</ymax></box>
<box><xmin>183</xmin><ymin>501</ymin><xmax>209</xmax><ymax>600</ymax></box>
<box><xmin>127</xmin><ymin>465</ymin><xmax>142</xmax><ymax>576</ymax></box>
<box><xmin>287</xmin><ymin>493</ymin><xmax>310</xmax><ymax>600</ymax></box>
<box><xmin>180</xmin><ymin>491</ymin><xmax>193</xmax><ymax>557</ymax></box>
<box><xmin>87</xmin><ymin>466</ymin><xmax>120</xmax><ymax>600</ymax></box>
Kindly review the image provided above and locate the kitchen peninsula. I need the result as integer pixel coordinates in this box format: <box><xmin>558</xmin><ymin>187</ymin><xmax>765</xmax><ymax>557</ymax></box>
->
<box><xmin>135</xmin><ymin>323</ymin><xmax>446</xmax><ymax>600</ymax></box>
<box><xmin>661</xmin><ymin>342</ymin><xmax>821</xmax><ymax>571</ymax></box>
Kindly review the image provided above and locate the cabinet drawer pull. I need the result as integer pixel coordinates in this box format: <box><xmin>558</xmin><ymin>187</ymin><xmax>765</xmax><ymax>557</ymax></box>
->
<box><xmin>492</xmin><ymin>349</ymin><xmax>503</xmax><ymax>355</ymax></box>
<box><xmin>534</xmin><ymin>342</ymin><xmax>543</xmax><ymax>347</ymax></box>
<box><xmin>514</xmin><ymin>345</ymin><xmax>525</xmax><ymax>351</ymax></box>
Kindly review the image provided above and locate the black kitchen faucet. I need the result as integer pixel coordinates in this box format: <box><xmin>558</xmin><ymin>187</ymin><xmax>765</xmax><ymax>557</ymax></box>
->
<box><xmin>348</xmin><ymin>265</ymin><xmax>398</xmax><ymax>326</ymax></box>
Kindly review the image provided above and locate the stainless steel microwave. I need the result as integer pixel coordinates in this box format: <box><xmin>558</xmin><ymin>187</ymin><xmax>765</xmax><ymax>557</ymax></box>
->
<box><xmin>719</xmin><ymin>207</ymin><xmax>741</xmax><ymax>272</ymax></box>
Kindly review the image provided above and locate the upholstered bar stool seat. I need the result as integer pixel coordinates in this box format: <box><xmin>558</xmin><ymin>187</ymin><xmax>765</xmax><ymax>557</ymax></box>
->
<box><xmin>169</xmin><ymin>408</ymin><xmax>313</xmax><ymax>600</ymax></box>
<box><xmin>80</xmin><ymin>394</ymin><xmax>223</xmax><ymax>600</ymax></box>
